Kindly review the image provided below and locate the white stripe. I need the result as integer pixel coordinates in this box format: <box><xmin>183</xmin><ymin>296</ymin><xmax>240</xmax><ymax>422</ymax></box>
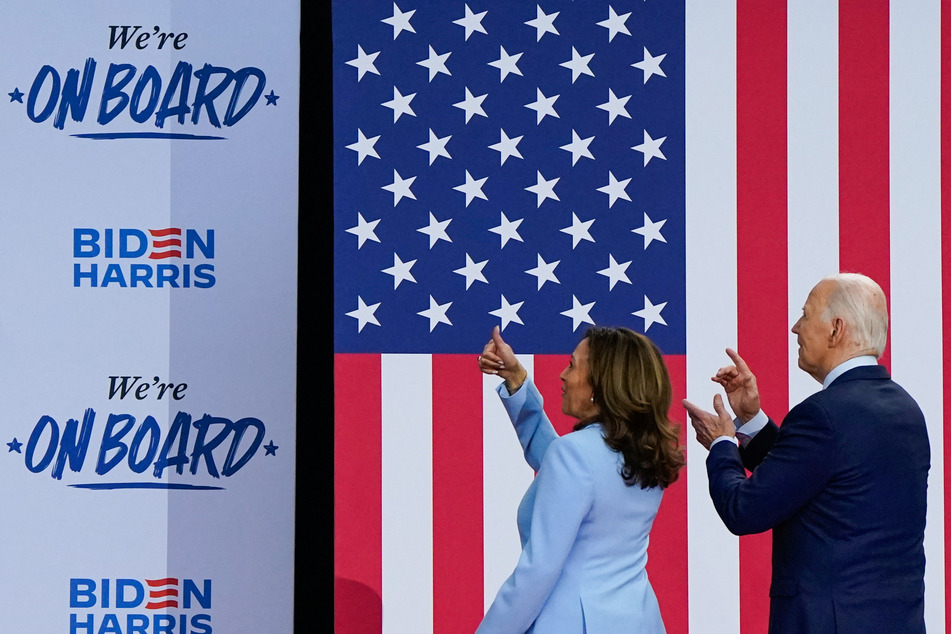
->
<box><xmin>787</xmin><ymin>0</ymin><xmax>839</xmax><ymax>407</ymax></box>
<box><xmin>482</xmin><ymin>354</ymin><xmax>536</xmax><ymax>612</ymax></box>
<box><xmin>888</xmin><ymin>1</ymin><xmax>945</xmax><ymax>630</ymax></box>
<box><xmin>685</xmin><ymin>1</ymin><xmax>741</xmax><ymax>631</ymax></box>
<box><xmin>381</xmin><ymin>354</ymin><xmax>433</xmax><ymax>633</ymax></box>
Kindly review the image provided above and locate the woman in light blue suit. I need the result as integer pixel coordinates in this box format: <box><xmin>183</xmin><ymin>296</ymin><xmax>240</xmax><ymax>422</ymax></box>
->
<box><xmin>476</xmin><ymin>326</ymin><xmax>685</xmax><ymax>634</ymax></box>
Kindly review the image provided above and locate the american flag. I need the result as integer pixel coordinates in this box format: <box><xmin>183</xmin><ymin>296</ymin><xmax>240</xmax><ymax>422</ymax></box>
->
<box><xmin>333</xmin><ymin>1</ymin><xmax>950</xmax><ymax>633</ymax></box>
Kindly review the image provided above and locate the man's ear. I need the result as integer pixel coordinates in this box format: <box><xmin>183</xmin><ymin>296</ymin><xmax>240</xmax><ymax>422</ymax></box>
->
<box><xmin>828</xmin><ymin>317</ymin><xmax>845</xmax><ymax>347</ymax></box>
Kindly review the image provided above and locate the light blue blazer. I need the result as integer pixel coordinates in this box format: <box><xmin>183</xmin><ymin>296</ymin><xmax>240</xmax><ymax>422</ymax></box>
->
<box><xmin>477</xmin><ymin>378</ymin><xmax>666</xmax><ymax>634</ymax></box>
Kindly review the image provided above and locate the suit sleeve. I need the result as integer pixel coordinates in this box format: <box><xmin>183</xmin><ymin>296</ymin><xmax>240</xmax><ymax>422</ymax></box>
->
<box><xmin>476</xmin><ymin>435</ymin><xmax>594</xmax><ymax>633</ymax></box>
<box><xmin>707</xmin><ymin>400</ymin><xmax>836</xmax><ymax>535</ymax></box>
<box><xmin>738</xmin><ymin>419</ymin><xmax>779</xmax><ymax>471</ymax></box>
<box><xmin>497</xmin><ymin>377</ymin><xmax>559</xmax><ymax>472</ymax></box>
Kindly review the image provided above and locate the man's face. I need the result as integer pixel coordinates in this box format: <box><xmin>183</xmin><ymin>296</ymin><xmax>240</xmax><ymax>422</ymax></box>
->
<box><xmin>791</xmin><ymin>281</ymin><xmax>835</xmax><ymax>381</ymax></box>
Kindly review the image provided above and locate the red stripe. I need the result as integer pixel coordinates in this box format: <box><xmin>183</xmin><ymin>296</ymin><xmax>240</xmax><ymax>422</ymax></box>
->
<box><xmin>145</xmin><ymin>578</ymin><xmax>177</xmax><ymax>587</ymax></box>
<box><xmin>148</xmin><ymin>250</ymin><xmax>182</xmax><ymax>260</ymax></box>
<box><xmin>942</xmin><ymin>1</ymin><xmax>951</xmax><ymax>628</ymax></box>
<box><xmin>432</xmin><ymin>355</ymin><xmax>483</xmax><ymax>633</ymax></box>
<box><xmin>149</xmin><ymin>228</ymin><xmax>181</xmax><ymax>237</ymax></box>
<box><xmin>145</xmin><ymin>600</ymin><xmax>178</xmax><ymax>610</ymax></box>
<box><xmin>151</xmin><ymin>238</ymin><xmax>182</xmax><ymax>248</ymax></box>
<box><xmin>334</xmin><ymin>354</ymin><xmax>382</xmax><ymax>634</ymax></box>
<box><xmin>148</xmin><ymin>589</ymin><xmax>179</xmax><ymax>598</ymax></box>
<box><xmin>534</xmin><ymin>354</ymin><xmax>575</xmax><ymax>437</ymax></box>
<box><xmin>839</xmin><ymin>0</ymin><xmax>891</xmax><ymax>367</ymax></box>
<box><xmin>649</xmin><ymin>354</ymin><xmax>688</xmax><ymax>634</ymax></box>
<box><xmin>737</xmin><ymin>1</ymin><xmax>788</xmax><ymax>632</ymax></box>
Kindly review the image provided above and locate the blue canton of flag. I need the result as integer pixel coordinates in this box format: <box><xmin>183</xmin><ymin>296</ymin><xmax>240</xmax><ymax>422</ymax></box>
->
<box><xmin>334</xmin><ymin>0</ymin><xmax>685</xmax><ymax>354</ymax></box>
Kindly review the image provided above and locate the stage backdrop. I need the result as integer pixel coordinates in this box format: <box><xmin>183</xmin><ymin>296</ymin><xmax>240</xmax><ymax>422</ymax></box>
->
<box><xmin>334</xmin><ymin>1</ymin><xmax>950</xmax><ymax>633</ymax></box>
<box><xmin>0</xmin><ymin>3</ymin><xmax>299</xmax><ymax>633</ymax></box>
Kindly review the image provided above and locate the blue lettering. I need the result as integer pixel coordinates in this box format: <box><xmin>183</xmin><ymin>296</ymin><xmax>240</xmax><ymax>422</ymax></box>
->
<box><xmin>223</xmin><ymin>66</ymin><xmax>265</xmax><ymax>125</ymax></box>
<box><xmin>70</xmin><ymin>578</ymin><xmax>97</xmax><ymax>608</ymax></box>
<box><xmin>190</xmin><ymin>415</ymin><xmax>233</xmax><ymax>477</ymax></box>
<box><xmin>51</xmin><ymin>408</ymin><xmax>95</xmax><ymax>480</ymax></box>
<box><xmin>26</xmin><ymin>58</ymin><xmax>266</xmax><ymax>130</ymax></box>
<box><xmin>126</xmin><ymin>615</ymin><xmax>149</xmax><ymax>634</ymax></box>
<box><xmin>116</xmin><ymin>579</ymin><xmax>143</xmax><ymax>609</ymax></box>
<box><xmin>128</xmin><ymin>416</ymin><xmax>160</xmax><ymax>473</ymax></box>
<box><xmin>153</xmin><ymin>614</ymin><xmax>175</xmax><ymax>634</ymax></box>
<box><xmin>194</xmin><ymin>263</ymin><xmax>216</xmax><ymax>288</ymax></box>
<box><xmin>98</xmin><ymin>63</ymin><xmax>136</xmax><ymax>125</ymax></box>
<box><xmin>186</xmin><ymin>229</ymin><xmax>214</xmax><ymax>259</ymax></box>
<box><xmin>27</xmin><ymin>65</ymin><xmax>60</xmax><ymax>123</ymax></box>
<box><xmin>154</xmin><ymin>61</ymin><xmax>192</xmax><ymax>128</ymax></box>
<box><xmin>54</xmin><ymin>58</ymin><xmax>96</xmax><ymax>130</ymax></box>
<box><xmin>222</xmin><ymin>417</ymin><xmax>265</xmax><ymax>476</ymax></box>
<box><xmin>26</xmin><ymin>416</ymin><xmax>59</xmax><ymax>473</ymax></box>
<box><xmin>130</xmin><ymin>264</ymin><xmax>154</xmax><ymax>287</ymax></box>
<box><xmin>70</xmin><ymin>613</ymin><xmax>95</xmax><ymax>634</ymax></box>
<box><xmin>129</xmin><ymin>65</ymin><xmax>161</xmax><ymax>124</ymax></box>
<box><xmin>156</xmin><ymin>264</ymin><xmax>180</xmax><ymax>288</ymax></box>
<box><xmin>97</xmin><ymin>614</ymin><xmax>122</xmax><ymax>634</ymax></box>
<box><xmin>74</xmin><ymin>263</ymin><xmax>98</xmax><ymax>288</ymax></box>
<box><xmin>96</xmin><ymin>413</ymin><xmax>134</xmax><ymax>475</ymax></box>
<box><xmin>119</xmin><ymin>229</ymin><xmax>148</xmax><ymax>258</ymax></box>
<box><xmin>191</xmin><ymin>64</ymin><xmax>233</xmax><ymax>127</ymax></box>
<box><xmin>190</xmin><ymin>614</ymin><xmax>213</xmax><ymax>634</ymax></box>
<box><xmin>183</xmin><ymin>579</ymin><xmax>212</xmax><ymax>609</ymax></box>
<box><xmin>74</xmin><ymin>229</ymin><xmax>100</xmax><ymax>257</ymax></box>
<box><xmin>153</xmin><ymin>411</ymin><xmax>192</xmax><ymax>477</ymax></box>
<box><xmin>101</xmin><ymin>264</ymin><xmax>127</xmax><ymax>287</ymax></box>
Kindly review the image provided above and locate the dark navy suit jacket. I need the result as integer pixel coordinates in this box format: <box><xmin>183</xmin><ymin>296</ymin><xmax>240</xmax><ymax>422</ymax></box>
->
<box><xmin>707</xmin><ymin>365</ymin><xmax>929</xmax><ymax>633</ymax></box>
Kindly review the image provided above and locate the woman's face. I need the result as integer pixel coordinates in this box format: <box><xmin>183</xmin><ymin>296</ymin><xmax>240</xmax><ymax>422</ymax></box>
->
<box><xmin>559</xmin><ymin>338</ymin><xmax>599</xmax><ymax>423</ymax></box>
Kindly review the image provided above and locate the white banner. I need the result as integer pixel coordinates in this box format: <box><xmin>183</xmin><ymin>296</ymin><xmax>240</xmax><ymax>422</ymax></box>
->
<box><xmin>0</xmin><ymin>2</ymin><xmax>299</xmax><ymax>632</ymax></box>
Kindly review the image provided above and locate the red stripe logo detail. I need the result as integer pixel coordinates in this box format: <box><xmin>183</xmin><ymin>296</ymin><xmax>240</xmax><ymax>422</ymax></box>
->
<box><xmin>144</xmin><ymin>578</ymin><xmax>180</xmax><ymax>609</ymax></box>
<box><xmin>149</xmin><ymin>228</ymin><xmax>181</xmax><ymax>238</ymax></box>
<box><xmin>148</xmin><ymin>228</ymin><xmax>183</xmax><ymax>260</ymax></box>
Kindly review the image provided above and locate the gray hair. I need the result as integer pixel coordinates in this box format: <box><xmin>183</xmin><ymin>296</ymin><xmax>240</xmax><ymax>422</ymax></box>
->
<box><xmin>821</xmin><ymin>273</ymin><xmax>888</xmax><ymax>358</ymax></box>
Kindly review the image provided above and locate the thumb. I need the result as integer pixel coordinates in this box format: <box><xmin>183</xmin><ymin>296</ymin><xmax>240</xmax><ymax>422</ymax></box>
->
<box><xmin>491</xmin><ymin>324</ymin><xmax>505</xmax><ymax>347</ymax></box>
<box><xmin>713</xmin><ymin>394</ymin><xmax>729</xmax><ymax>418</ymax></box>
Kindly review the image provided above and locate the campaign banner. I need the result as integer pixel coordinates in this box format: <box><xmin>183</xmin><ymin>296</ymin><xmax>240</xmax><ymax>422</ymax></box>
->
<box><xmin>0</xmin><ymin>3</ymin><xmax>299</xmax><ymax>633</ymax></box>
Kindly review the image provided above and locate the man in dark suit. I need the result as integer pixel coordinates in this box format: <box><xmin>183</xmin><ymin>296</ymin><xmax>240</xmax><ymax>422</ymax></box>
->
<box><xmin>683</xmin><ymin>273</ymin><xmax>929</xmax><ymax>633</ymax></box>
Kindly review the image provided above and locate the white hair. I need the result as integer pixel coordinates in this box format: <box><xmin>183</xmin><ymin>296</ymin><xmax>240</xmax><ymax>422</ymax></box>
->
<box><xmin>821</xmin><ymin>273</ymin><xmax>888</xmax><ymax>358</ymax></box>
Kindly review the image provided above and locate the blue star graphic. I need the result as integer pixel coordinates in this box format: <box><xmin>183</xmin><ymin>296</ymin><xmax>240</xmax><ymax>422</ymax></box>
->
<box><xmin>264</xmin><ymin>440</ymin><xmax>279</xmax><ymax>456</ymax></box>
<box><xmin>7</xmin><ymin>438</ymin><xmax>22</xmax><ymax>453</ymax></box>
<box><xmin>265</xmin><ymin>90</ymin><xmax>279</xmax><ymax>106</ymax></box>
<box><xmin>9</xmin><ymin>88</ymin><xmax>24</xmax><ymax>103</ymax></box>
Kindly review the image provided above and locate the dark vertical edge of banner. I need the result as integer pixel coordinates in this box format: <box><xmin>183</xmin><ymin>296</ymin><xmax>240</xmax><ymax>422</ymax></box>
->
<box><xmin>304</xmin><ymin>1</ymin><xmax>333</xmax><ymax>631</ymax></box>
<box><xmin>838</xmin><ymin>0</ymin><xmax>891</xmax><ymax>368</ymax></box>
<box><xmin>736</xmin><ymin>1</ymin><xmax>788</xmax><ymax>633</ymax></box>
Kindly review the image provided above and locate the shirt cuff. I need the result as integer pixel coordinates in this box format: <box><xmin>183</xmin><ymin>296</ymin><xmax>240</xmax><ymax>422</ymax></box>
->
<box><xmin>734</xmin><ymin>409</ymin><xmax>768</xmax><ymax>446</ymax></box>
<box><xmin>711</xmin><ymin>435</ymin><xmax>739</xmax><ymax>447</ymax></box>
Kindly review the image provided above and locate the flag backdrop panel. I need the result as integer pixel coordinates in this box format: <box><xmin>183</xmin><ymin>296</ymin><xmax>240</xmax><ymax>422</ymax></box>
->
<box><xmin>0</xmin><ymin>3</ymin><xmax>299</xmax><ymax>632</ymax></box>
<box><xmin>334</xmin><ymin>1</ymin><xmax>949</xmax><ymax>633</ymax></box>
